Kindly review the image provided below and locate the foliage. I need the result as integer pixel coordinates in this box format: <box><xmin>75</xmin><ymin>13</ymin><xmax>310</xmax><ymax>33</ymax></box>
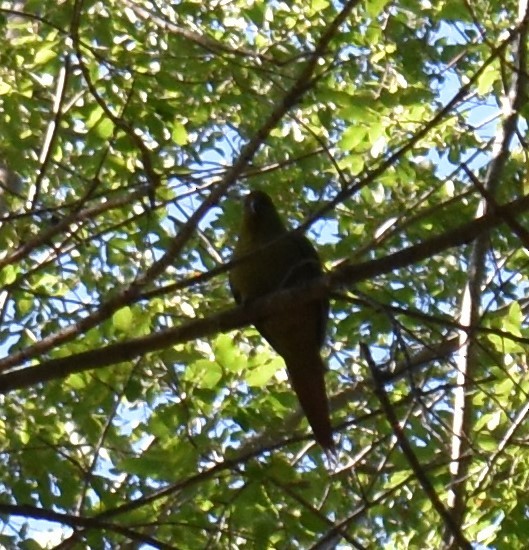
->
<box><xmin>0</xmin><ymin>0</ymin><xmax>528</xmax><ymax>548</ymax></box>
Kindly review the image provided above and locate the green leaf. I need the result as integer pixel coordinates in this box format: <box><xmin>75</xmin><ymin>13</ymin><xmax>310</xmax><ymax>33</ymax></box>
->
<box><xmin>184</xmin><ymin>359</ymin><xmax>223</xmax><ymax>389</ymax></box>
<box><xmin>214</xmin><ymin>333</ymin><xmax>241</xmax><ymax>371</ymax></box>
<box><xmin>487</xmin><ymin>333</ymin><xmax>525</xmax><ymax>354</ymax></box>
<box><xmin>172</xmin><ymin>121</ymin><xmax>188</xmax><ymax>145</ymax></box>
<box><xmin>503</xmin><ymin>301</ymin><xmax>522</xmax><ymax>335</ymax></box>
<box><xmin>33</xmin><ymin>46</ymin><xmax>56</xmax><ymax>66</ymax></box>
<box><xmin>0</xmin><ymin>81</ymin><xmax>12</xmax><ymax>95</ymax></box>
<box><xmin>476</xmin><ymin>64</ymin><xmax>498</xmax><ymax>96</ymax></box>
<box><xmin>338</xmin><ymin>153</ymin><xmax>365</xmax><ymax>174</ymax></box>
<box><xmin>310</xmin><ymin>0</ymin><xmax>329</xmax><ymax>12</ymax></box>
<box><xmin>366</xmin><ymin>0</ymin><xmax>391</xmax><ymax>17</ymax></box>
<box><xmin>245</xmin><ymin>357</ymin><xmax>282</xmax><ymax>387</ymax></box>
<box><xmin>0</xmin><ymin>265</ymin><xmax>17</xmax><ymax>285</ymax></box>
<box><xmin>339</xmin><ymin>126</ymin><xmax>367</xmax><ymax>151</ymax></box>
<box><xmin>112</xmin><ymin>306</ymin><xmax>133</xmax><ymax>332</ymax></box>
<box><xmin>96</xmin><ymin>118</ymin><xmax>114</xmax><ymax>139</ymax></box>
<box><xmin>85</xmin><ymin>106</ymin><xmax>105</xmax><ymax>129</ymax></box>
<box><xmin>66</xmin><ymin>373</ymin><xmax>90</xmax><ymax>390</ymax></box>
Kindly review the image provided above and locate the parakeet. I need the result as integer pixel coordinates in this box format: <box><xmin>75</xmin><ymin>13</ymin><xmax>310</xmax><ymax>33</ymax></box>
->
<box><xmin>229</xmin><ymin>190</ymin><xmax>333</xmax><ymax>449</ymax></box>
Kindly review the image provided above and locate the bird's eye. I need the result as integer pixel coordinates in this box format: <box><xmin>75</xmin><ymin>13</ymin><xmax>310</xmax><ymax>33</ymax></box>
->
<box><xmin>248</xmin><ymin>195</ymin><xmax>262</xmax><ymax>215</ymax></box>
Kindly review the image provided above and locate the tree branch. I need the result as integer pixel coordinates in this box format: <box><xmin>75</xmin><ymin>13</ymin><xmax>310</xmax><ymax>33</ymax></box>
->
<box><xmin>2</xmin><ymin>190</ymin><xmax>529</xmax><ymax>390</ymax></box>
<box><xmin>0</xmin><ymin>503</ymin><xmax>175</xmax><ymax>550</ymax></box>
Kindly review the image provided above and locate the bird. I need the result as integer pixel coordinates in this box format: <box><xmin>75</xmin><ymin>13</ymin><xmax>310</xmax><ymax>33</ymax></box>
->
<box><xmin>229</xmin><ymin>190</ymin><xmax>333</xmax><ymax>449</ymax></box>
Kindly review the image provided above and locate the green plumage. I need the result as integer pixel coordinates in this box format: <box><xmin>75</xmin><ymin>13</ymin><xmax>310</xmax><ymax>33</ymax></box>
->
<box><xmin>229</xmin><ymin>191</ymin><xmax>333</xmax><ymax>449</ymax></box>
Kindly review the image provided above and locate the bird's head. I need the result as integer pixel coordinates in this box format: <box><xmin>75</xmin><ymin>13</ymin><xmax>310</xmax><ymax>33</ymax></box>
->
<box><xmin>241</xmin><ymin>190</ymin><xmax>286</xmax><ymax>240</ymax></box>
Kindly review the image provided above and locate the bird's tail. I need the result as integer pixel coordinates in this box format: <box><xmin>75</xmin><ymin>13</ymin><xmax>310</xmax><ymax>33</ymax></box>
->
<box><xmin>286</xmin><ymin>354</ymin><xmax>334</xmax><ymax>449</ymax></box>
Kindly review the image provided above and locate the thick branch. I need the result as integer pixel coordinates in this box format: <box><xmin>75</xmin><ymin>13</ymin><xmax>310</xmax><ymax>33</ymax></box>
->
<box><xmin>2</xmin><ymin>191</ymin><xmax>529</xmax><ymax>392</ymax></box>
<box><xmin>0</xmin><ymin>503</ymin><xmax>174</xmax><ymax>550</ymax></box>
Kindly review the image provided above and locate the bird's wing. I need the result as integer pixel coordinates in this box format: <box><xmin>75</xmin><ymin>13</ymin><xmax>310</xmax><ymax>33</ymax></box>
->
<box><xmin>283</xmin><ymin>233</ymin><xmax>329</xmax><ymax>349</ymax></box>
<box><xmin>253</xmin><ymin>232</ymin><xmax>329</xmax><ymax>352</ymax></box>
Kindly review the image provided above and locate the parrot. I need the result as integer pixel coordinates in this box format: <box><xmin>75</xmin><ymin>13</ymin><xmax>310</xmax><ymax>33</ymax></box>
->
<box><xmin>229</xmin><ymin>190</ymin><xmax>333</xmax><ymax>449</ymax></box>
